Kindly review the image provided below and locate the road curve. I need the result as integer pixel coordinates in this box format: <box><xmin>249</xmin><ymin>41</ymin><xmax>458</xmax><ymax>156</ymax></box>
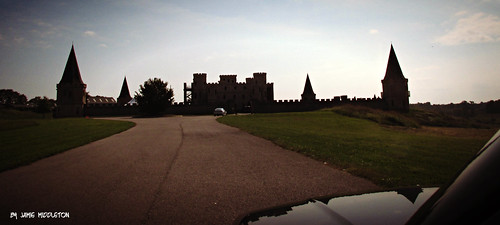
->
<box><xmin>0</xmin><ymin>116</ymin><xmax>378</xmax><ymax>225</ymax></box>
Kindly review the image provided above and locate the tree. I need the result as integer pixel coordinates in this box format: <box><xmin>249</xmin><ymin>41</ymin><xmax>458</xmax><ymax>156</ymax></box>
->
<box><xmin>134</xmin><ymin>78</ymin><xmax>174</xmax><ymax>115</ymax></box>
<box><xmin>28</xmin><ymin>96</ymin><xmax>56</xmax><ymax>113</ymax></box>
<box><xmin>0</xmin><ymin>89</ymin><xmax>27</xmax><ymax>107</ymax></box>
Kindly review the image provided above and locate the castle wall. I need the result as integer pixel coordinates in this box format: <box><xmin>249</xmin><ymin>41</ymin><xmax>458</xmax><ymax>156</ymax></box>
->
<box><xmin>83</xmin><ymin>95</ymin><xmax>386</xmax><ymax>117</ymax></box>
<box><xmin>254</xmin><ymin>97</ymin><xmax>385</xmax><ymax>113</ymax></box>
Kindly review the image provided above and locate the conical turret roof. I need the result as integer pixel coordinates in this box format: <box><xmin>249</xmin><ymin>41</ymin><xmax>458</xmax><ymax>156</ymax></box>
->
<box><xmin>59</xmin><ymin>45</ymin><xmax>85</xmax><ymax>84</ymax></box>
<box><xmin>383</xmin><ymin>44</ymin><xmax>405</xmax><ymax>80</ymax></box>
<box><xmin>118</xmin><ymin>76</ymin><xmax>132</xmax><ymax>99</ymax></box>
<box><xmin>302</xmin><ymin>74</ymin><xmax>315</xmax><ymax>95</ymax></box>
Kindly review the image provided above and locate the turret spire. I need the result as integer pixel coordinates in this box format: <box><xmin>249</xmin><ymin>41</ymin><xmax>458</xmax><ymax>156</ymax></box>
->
<box><xmin>301</xmin><ymin>74</ymin><xmax>316</xmax><ymax>102</ymax></box>
<box><xmin>117</xmin><ymin>76</ymin><xmax>132</xmax><ymax>105</ymax></box>
<box><xmin>59</xmin><ymin>45</ymin><xmax>85</xmax><ymax>84</ymax></box>
<box><xmin>303</xmin><ymin>74</ymin><xmax>315</xmax><ymax>95</ymax></box>
<box><xmin>383</xmin><ymin>44</ymin><xmax>405</xmax><ymax>80</ymax></box>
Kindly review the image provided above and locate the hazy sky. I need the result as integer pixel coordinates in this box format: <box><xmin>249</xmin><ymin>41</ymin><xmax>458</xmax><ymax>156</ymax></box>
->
<box><xmin>1</xmin><ymin>0</ymin><xmax>499</xmax><ymax>104</ymax></box>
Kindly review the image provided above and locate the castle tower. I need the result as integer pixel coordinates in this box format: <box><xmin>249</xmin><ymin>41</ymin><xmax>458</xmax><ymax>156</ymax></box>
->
<box><xmin>190</xmin><ymin>73</ymin><xmax>208</xmax><ymax>105</ymax></box>
<box><xmin>381</xmin><ymin>45</ymin><xmax>409</xmax><ymax>112</ymax></box>
<box><xmin>117</xmin><ymin>76</ymin><xmax>132</xmax><ymax>105</ymax></box>
<box><xmin>55</xmin><ymin>45</ymin><xmax>87</xmax><ymax>117</ymax></box>
<box><xmin>301</xmin><ymin>74</ymin><xmax>316</xmax><ymax>103</ymax></box>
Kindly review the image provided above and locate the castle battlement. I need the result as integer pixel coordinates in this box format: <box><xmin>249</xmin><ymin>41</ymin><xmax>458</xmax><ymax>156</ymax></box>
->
<box><xmin>219</xmin><ymin>74</ymin><xmax>237</xmax><ymax>77</ymax></box>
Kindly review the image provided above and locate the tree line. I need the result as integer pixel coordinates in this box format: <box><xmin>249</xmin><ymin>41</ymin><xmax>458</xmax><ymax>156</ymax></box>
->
<box><xmin>0</xmin><ymin>89</ymin><xmax>55</xmax><ymax>113</ymax></box>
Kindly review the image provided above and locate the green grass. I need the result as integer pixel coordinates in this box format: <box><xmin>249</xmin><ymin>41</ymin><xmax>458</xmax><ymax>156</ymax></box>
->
<box><xmin>0</xmin><ymin>109</ymin><xmax>135</xmax><ymax>172</ymax></box>
<box><xmin>217</xmin><ymin>110</ymin><xmax>496</xmax><ymax>187</ymax></box>
<box><xmin>331</xmin><ymin>105</ymin><xmax>421</xmax><ymax>128</ymax></box>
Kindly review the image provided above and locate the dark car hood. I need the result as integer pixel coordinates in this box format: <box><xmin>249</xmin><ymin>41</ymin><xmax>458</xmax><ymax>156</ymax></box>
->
<box><xmin>239</xmin><ymin>187</ymin><xmax>438</xmax><ymax>225</ymax></box>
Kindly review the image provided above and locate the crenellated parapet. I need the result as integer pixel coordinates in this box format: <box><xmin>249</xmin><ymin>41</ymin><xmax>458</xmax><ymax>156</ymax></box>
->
<box><xmin>219</xmin><ymin>74</ymin><xmax>237</xmax><ymax>83</ymax></box>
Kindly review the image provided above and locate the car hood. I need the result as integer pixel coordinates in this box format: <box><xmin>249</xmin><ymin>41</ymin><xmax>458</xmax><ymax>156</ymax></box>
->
<box><xmin>238</xmin><ymin>187</ymin><xmax>438</xmax><ymax>225</ymax></box>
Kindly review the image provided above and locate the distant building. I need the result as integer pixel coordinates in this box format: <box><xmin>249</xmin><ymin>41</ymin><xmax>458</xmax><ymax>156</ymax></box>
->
<box><xmin>381</xmin><ymin>44</ymin><xmax>410</xmax><ymax>112</ymax></box>
<box><xmin>87</xmin><ymin>95</ymin><xmax>117</xmax><ymax>107</ymax></box>
<box><xmin>55</xmin><ymin>45</ymin><xmax>87</xmax><ymax>117</ymax></box>
<box><xmin>184</xmin><ymin>72</ymin><xmax>274</xmax><ymax>111</ymax></box>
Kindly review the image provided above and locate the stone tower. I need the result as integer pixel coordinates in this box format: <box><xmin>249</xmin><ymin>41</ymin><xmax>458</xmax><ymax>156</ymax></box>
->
<box><xmin>117</xmin><ymin>76</ymin><xmax>132</xmax><ymax>105</ymax></box>
<box><xmin>381</xmin><ymin>45</ymin><xmax>409</xmax><ymax>112</ymax></box>
<box><xmin>55</xmin><ymin>45</ymin><xmax>87</xmax><ymax>117</ymax></box>
<box><xmin>301</xmin><ymin>74</ymin><xmax>316</xmax><ymax>103</ymax></box>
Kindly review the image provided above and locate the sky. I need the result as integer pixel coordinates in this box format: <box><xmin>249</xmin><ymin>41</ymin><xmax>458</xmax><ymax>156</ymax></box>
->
<box><xmin>1</xmin><ymin>0</ymin><xmax>499</xmax><ymax>104</ymax></box>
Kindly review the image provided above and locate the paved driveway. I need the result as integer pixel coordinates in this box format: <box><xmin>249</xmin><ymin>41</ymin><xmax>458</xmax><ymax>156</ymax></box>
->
<box><xmin>0</xmin><ymin>116</ymin><xmax>378</xmax><ymax>224</ymax></box>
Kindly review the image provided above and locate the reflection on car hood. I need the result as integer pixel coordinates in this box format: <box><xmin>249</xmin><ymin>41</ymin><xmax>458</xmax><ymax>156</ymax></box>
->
<box><xmin>239</xmin><ymin>187</ymin><xmax>438</xmax><ymax>225</ymax></box>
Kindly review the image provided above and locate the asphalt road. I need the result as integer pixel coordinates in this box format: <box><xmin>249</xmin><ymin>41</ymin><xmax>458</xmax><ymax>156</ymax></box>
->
<box><xmin>0</xmin><ymin>116</ymin><xmax>378</xmax><ymax>225</ymax></box>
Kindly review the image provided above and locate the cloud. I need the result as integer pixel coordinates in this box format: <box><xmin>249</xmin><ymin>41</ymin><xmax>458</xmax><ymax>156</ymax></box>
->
<box><xmin>83</xmin><ymin>30</ymin><xmax>97</xmax><ymax>37</ymax></box>
<box><xmin>436</xmin><ymin>12</ymin><xmax>500</xmax><ymax>45</ymax></box>
<box><xmin>454</xmin><ymin>10</ymin><xmax>468</xmax><ymax>17</ymax></box>
<box><xmin>36</xmin><ymin>40</ymin><xmax>52</xmax><ymax>49</ymax></box>
<box><xmin>33</xmin><ymin>19</ymin><xmax>52</xmax><ymax>28</ymax></box>
<box><xmin>13</xmin><ymin>37</ymin><xmax>25</xmax><ymax>44</ymax></box>
<box><xmin>369</xmin><ymin>29</ymin><xmax>379</xmax><ymax>35</ymax></box>
<box><xmin>99</xmin><ymin>43</ymin><xmax>107</xmax><ymax>48</ymax></box>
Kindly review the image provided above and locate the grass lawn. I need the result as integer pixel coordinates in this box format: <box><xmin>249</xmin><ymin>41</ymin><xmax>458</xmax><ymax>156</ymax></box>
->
<box><xmin>217</xmin><ymin>110</ymin><xmax>497</xmax><ymax>187</ymax></box>
<box><xmin>0</xmin><ymin>110</ymin><xmax>135</xmax><ymax>172</ymax></box>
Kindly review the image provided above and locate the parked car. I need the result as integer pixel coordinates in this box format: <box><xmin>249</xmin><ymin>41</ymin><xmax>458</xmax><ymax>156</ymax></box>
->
<box><xmin>214</xmin><ymin>108</ymin><xmax>227</xmax><ymax>116</ymax></box>
<box><xmin>236</xmin><ymin>130</ymin><xmax>500</xmax><ymax>225</ymax></box>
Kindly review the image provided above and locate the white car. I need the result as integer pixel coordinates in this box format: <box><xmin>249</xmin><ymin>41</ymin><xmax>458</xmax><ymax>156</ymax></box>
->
<box><xmin>214</xmin><ymin>108</ymin><xmax>227</xmax><ymax>116</ymax></box>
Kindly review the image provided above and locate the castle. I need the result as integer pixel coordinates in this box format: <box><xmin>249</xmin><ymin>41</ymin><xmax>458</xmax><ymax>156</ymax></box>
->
<box><xmin>181</xmin><ymin>44</ymin><xmax>409</xmax><ymax>113</ymax></box>
<box><xmin>183</xmin><ymin>72</ymin><xmax>274</xmax><ymax>112</ymax></box>
<box><xmin>55</xmin><ymin>44</ymin><xmax>409</xmax><ymax>117</ymax></box>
